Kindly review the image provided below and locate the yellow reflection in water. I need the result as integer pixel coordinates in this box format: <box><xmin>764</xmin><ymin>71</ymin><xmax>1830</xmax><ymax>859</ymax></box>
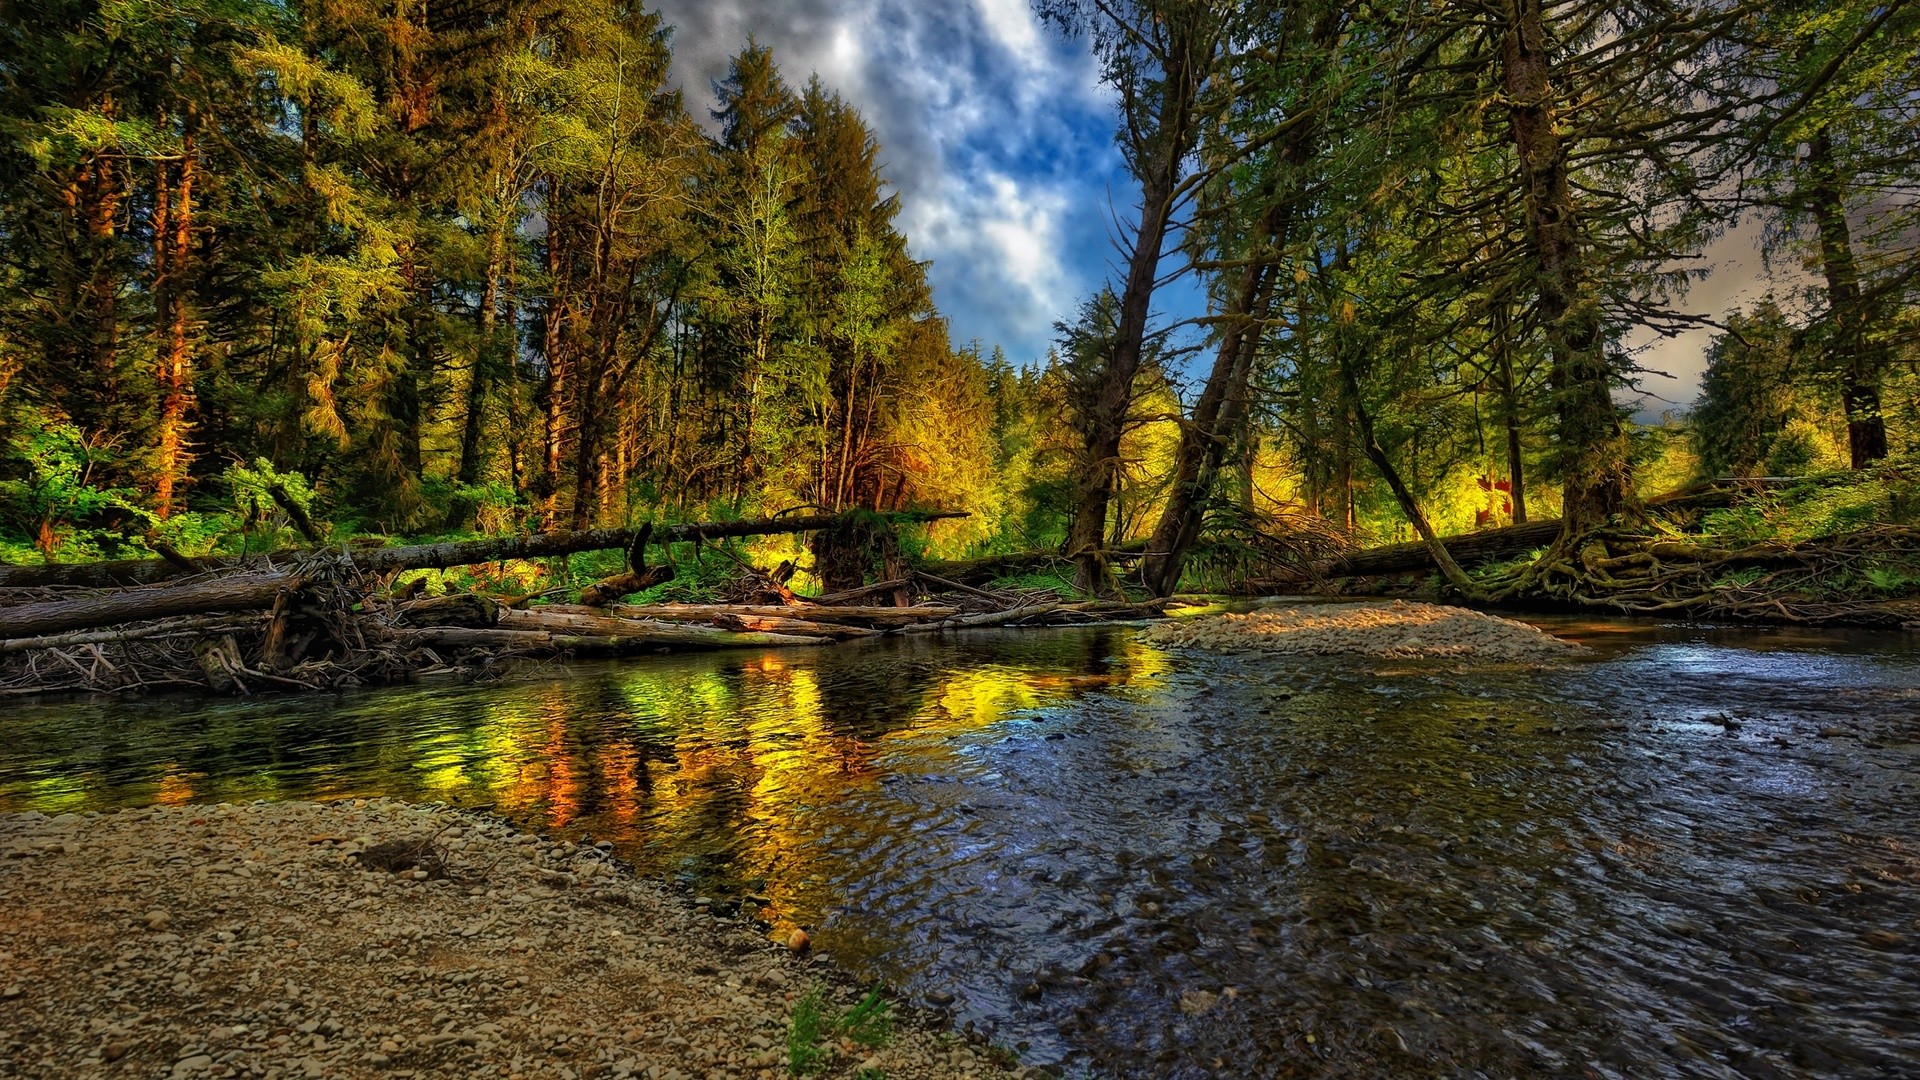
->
<box><xmin>388</xmin><ymin>640</ymin><xmax>1161</xmax><ymax>933</ymax></box>
<box><xmin>155</xmin><ymin>767</ymin><xmax>198</xmax><ymax>805</ymax></box>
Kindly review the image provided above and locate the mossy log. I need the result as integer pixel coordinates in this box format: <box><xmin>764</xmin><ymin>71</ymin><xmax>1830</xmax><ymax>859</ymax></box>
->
<box><xmin>1325</xmin><ymin>479</ymin><xmax>1804</xmax><ymax>580</ymax></box>
<box><xmin>0</xmin><ymin>510</ymin><xmax>968</xmax><ymax>590</ymax></box>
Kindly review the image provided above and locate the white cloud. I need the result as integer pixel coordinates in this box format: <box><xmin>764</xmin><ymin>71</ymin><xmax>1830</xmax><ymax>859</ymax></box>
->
<box><xmin>971</xmin><ymin>0</ymin><xmax>1047</xmax><ymax>72</ymax></box>
<box><xmin>651</xmin><ymin>0</ymin><xmax>1123</xmax><ymax>361</ymax></box>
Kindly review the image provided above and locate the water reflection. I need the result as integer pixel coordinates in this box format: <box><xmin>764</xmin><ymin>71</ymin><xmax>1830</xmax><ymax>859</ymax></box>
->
<box><xmin>2</xmin><ymin>620</ymin><xmax>1918</xmax><ymax>1077</ymax></box>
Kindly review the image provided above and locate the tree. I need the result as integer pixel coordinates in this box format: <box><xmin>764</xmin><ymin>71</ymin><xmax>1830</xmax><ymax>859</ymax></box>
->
<box><xmin>1736</xmin><ymin>0</ymin><xmax>1920</xmax><ymax>468</ymax></box>
<box><xmin>1040</xmin><ymin>0</ymin><xmax>1225</xmax><ymax>595</ymax></box>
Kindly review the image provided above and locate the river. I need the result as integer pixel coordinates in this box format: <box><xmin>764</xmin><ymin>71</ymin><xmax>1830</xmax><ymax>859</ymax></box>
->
<box><xmin>3</xmin><ymin>612</ymin><xmax>1917</xmax><ymax>1077</ymax></box>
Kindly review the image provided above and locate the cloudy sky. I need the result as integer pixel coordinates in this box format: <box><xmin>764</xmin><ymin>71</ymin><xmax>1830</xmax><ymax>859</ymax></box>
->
<box><xmin>652</xmin><ymin>0</ymin><xmax>1125</xmax><ymax>367</ymax></box>
<box><xmin>650</xmin><ymin>0</ymin><xmax>1800</xmax><ymax>411</ymax></box>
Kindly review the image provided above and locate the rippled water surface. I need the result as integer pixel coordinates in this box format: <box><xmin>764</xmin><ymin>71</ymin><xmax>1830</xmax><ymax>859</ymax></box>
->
<box><xmin>4</xmin><ymin>614</ymin><xmax>1919</xmax><ymax>1077</ymax></box>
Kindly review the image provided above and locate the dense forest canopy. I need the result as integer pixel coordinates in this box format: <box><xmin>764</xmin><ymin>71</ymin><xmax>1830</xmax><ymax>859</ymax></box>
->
<box><xmin>1</xmin><ymin>0</ymin><xmax>1917</xmax><ymax>599</ymax></box>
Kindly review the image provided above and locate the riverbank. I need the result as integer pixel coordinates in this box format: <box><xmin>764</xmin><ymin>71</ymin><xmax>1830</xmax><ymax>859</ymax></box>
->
<box><xmin>0</xmin><ymin>800</ymin><xmax>1024</xmax><ymax>1080</ymax></box>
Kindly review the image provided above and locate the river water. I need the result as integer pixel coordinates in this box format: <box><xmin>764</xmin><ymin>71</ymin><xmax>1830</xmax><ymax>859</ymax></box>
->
<box><xmin>3</xmin><ymin>613</ymin><xmax>1917</xmax><ymax>1077</ymax></box>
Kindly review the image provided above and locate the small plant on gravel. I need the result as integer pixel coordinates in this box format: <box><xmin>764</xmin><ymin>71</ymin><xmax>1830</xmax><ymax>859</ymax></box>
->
<box><xmin>787</xmin><ymin>985</ymin><xmax>830</xmax><ymax>1075</ymax></box>
<box><xmin>840</xmin><ymin>986</ymin><xmax>893</xmax><ymax>1048</ymax></box>
<box><xmin>786</xmin><ymin>984</ymin><xmax>894</xmax><ymax>1075</ymax></box>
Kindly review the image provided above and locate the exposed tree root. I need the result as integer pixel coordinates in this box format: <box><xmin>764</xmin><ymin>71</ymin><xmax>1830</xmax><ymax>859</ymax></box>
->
<box><xmin>1476</xmin><ymin>525</ymin><xmax>1920</xmax><ymax>627</ymax></box>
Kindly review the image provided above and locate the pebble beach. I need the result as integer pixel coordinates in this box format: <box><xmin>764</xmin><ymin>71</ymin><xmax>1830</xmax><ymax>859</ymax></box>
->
<box><xmin>1138</xmin><ymin>600</ymin><xmax>1586</xmax><ymax>661</ymax></box>
<box><xmin>0</xmin><ymin>800</ymin><xmax>1023</xmax><ymax>1080</ymax></box>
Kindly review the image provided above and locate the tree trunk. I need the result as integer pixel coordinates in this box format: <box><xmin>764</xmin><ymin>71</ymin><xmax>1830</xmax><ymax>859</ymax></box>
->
<box><xmin>1137</xmin><ymin>11</ymin><xmax>1340</xmax><ymax>597</ymax></box>
<box><xmin>1067</xmin><ymin>23</ymin><xmax>1212</xmax><ymax>596</ymax></box>
<box><xmin>1138</xmin><ymin>257</ymin><xmax>1272</xmax><ymax>596</ymax></box>
<box><xmin>541</xmin><ymin>205</ymin><xmax>570</xmax><ymax>529</ymax></box>
<box><xmin>0</xmin><ymin>576</ymin><xmax>299</xmax><ymax>640</ymax></box>
<box><xmin>1333</xmin><ymin>334</ymin><xmax>1475</xmax><ymax>592</ymax></box>
<box><xmin>1804</xmin><ymin>128</ymin><xmax>1888</xmax><ymax>468</ymax></box>
<box><xmin>1492</xmin><ymin>301</ymin><xmax>1527</xmax><ymax>523</ymax></box>
<box><xmin>1500</xmin><ymin>0</ymin><xmax>1629</xmax><ymax>539</ymax></box>
<box><xmin>152</xmin><ymin>106</ymin><xmax>197</xmax><ymax>519</ymax></box>
<box><xmin>457</xmin><ymin>220</ymin><xmax>508</xmax><ymax>487</ymax></box>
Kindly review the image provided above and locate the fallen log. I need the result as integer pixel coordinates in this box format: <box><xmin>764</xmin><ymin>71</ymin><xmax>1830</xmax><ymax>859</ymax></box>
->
<box><xmin>807</xmin><ymin>578</ymin><xmax>911</xmax><ymax>606</ymax></box>
<box><xmin>904</xmin><ymin>603</ymin><xmax>1061</xmax><ymax>632</ymax></box>
<box><xmin>1321</xmin><ymin>479</ymin><xmax>1804</xmax><ymax>580</ymax></box>
<box><xmin>1330</xmin><ymin>520</ymin><xmax>1562</xmax><ymax>578</ymax></box>
<box><xmin>391</xmin><ymin>593</ymin><xmax>501</xmax><ymax>629</ymax></box>
<box><xmin>0</xmin><ymin>614</ymin><xmax>263</xmax><ymax>655</ymax></box>
<box><xmin>393</xmin><ymin>621</ymin><xmax>832</xmax><ymax>653</ymax></box>
<box><xmin>0</xmin><ymin>575</ymin><xmax>301</xmax><ymax>639</ymax></box>
<box><xmin>495</xmin><ymin>606</ymin><xmax>833</xmax><ymax>647</ymax></box>
<box><xmin>578</xmin><ymin>565</ymin><xmax>674</xmax><ymax>607</ymax></box>
<box><xmin>710</xmin><ymin>613</ymin><xmax>878</xmax><ymax>639</ymax></box>
<box><xmin>610</xmin><ymin>603</ymin><xmax>958</xmax><ymax>625</ymax></box>
<box><xmin>0</xmin><ymin>510</ymin><xmax>970</xmax><ymax>590</ymax></box>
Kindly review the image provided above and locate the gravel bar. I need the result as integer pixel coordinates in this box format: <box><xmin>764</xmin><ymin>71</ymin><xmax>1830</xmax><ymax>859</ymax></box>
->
<box><xmin>0</xmin><ymin>800</ymin><xmax>1025</xmax><ymax>1080</ymax></box>
<box><xmin>1138</xmin><ymin>600</ymin><xmax>1586</xmax><ymax>661</ymax></box>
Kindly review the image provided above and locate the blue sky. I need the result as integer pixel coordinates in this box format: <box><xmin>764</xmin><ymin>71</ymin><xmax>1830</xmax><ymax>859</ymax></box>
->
<box><xmin>650</xmin><ymin>0</ymin><xmax>1792</xmax><ymax>411</ymax></box>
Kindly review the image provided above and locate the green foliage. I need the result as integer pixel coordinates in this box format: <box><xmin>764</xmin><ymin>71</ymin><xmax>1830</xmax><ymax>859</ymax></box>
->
<box><xmin>984</xmin><ymin>569</ymin><xmax>1079</xmax><ymax>598</ymax></box>
<box><xmin>1692</xmin><ymin>464</ymin><xmax>1920</xmax><ymax>548</ymax></box>
<box><xmin>0</xmin><ymin>417</ymin><xmax>152</xmax><ymax>560</ymax></box>
<box><xmin>1700</xmin><ymin>505</ymin><xmax>1772</xmax><ymax>543</ymax></box>
<box><xmin>785</xmin><ymin>986</ymin><xmax>829</xmax><ymax>1076</ymax></box>
<box><xmin>785</xmin><ymin>984</ymin><xmax>893</xmax><ymax>1076</ymax></box>
<box><xmin>839</xmin><ymin>987</ymin><xmax>893</xmax><ymax>1049</ymax></box>
<box><xmin>1861</xmin><ymin>566</ymin><xmax>1916</xmax><ymax>594</ymax></box>
<box><xmin>223</xmin><ymin>458</ymin><xmax>318</xmax><ymax>519</ymax></box>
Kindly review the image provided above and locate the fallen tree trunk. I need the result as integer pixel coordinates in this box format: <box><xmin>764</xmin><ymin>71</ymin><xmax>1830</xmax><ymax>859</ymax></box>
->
<box><xmin>495</xmin><ymin>606</ymin><xmax>832</xmax><ymax>647</ymax></box>
<box><xmin>0</xmin><ymin>510</ymin><xmax>969</xmax><ymax>590</ymax></box>
<box><xmin>710</xmin><ymin>613</ymin><xmax>878</xmax><ymax>639</ymax></box>
<box><xmin>0</xmin><ymin>614</ymin><xmax>263</xmax><ymax>655</ymax></box>
<box><xmin>390</xmin><ymin>626</ymin><xmax>834</xmax><ymax>653</ymax></box>
<box><xmin>904</xmin><ymin>603</ymin><xmax>1062</xmax><ymax>633</ymax></box>
<box><xmin>1331</xmin><ymin>520</ymin><xmax>1562</xmax><ymax>578</ymax></box>
<box><xmin>1323</xmin><ymin>479</ymin><xmax>1803</xmax><ymax>580</ymax></box>
<box><xmin>611</xmin><ymin>603</ymin><xmax>958</xmax><ymax>625</ymax></box>
<box><xmin>919</xmin><ymin>540</ymin><xmax>1148</xmax><ymax>588</ymax></box>
<box><xmin>0</xmin><ymin>576</ymin><xmax>300</xmax><ymax>639</ymax></box>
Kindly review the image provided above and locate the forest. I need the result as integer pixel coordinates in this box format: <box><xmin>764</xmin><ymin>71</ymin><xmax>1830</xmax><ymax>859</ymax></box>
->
<box><xmin>2</xmin><ymin>0</ymin><xmax>1918</xmax><ymax>615</ymax></box>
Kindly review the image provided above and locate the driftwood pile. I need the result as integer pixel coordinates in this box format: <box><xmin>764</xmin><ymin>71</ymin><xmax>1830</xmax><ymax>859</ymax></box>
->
<box><xmin>0</xmin><ymin>510</ymin><xmax>1169</xmax><ymax>698</ymax></box>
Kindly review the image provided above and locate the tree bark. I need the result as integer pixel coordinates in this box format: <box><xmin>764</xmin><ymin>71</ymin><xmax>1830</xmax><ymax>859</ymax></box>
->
<box><xmin>0</xmin><ymin>576</ymin><xmax>299</xmax><ymax>640</ymax></box>
<box><xmin>1804</xmin><ymin>128</ymin><xmax>1888</xmax><ymax>468</ymax></box>
<box><xmin>457</xmin><ymin>218</ymin><xmax>509</xmax><ymax>487</ymax></box>
<box><xmin>1492</xmin><ymin>301</ymin><xmax>1528</xmax><ymax>523</ymax></box>
<box><xmin>152</xmin><ymin>105</ymin><xmax>197</xmax><ymax>519</ymax></box>
<box><xmin>1066</xmin><ymin>8</ymin><xmax>1216</xmax><ymax>597</ymax></box>
<box><xmin>1500</xmin><ymin>0</ymin><xmax>1630</xmax><ymax>539</ymax></box>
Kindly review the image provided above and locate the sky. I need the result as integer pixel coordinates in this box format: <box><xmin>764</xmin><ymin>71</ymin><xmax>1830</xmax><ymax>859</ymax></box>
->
<box><xmin>650</xmin><ymin>0</ymin><xmax>1802</xmax><ymax>413</ymax></box>
<box><xmin>652</xmin><ymin>0</ymin><xmax>1128</xmax><ymax>368</ymax></box>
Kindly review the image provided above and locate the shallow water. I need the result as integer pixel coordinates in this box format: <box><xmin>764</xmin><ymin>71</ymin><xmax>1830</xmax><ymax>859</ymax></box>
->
<box><xmin>3</xmin><ymin>615</ymin><xmax>1918</xmax><ymax>1077</ymax></box>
